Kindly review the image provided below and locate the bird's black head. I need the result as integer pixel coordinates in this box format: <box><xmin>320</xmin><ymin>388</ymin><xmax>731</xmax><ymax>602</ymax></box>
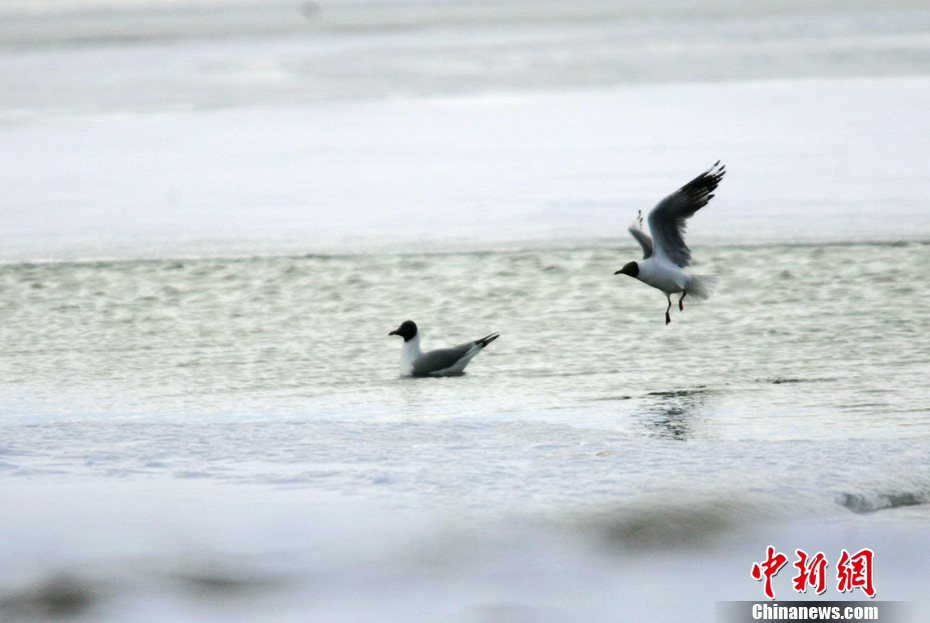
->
<box><xmin>388</xmin><ymin>320</ymin><xmax>418</xmax><ymax>342</ymax></box>
<box><xmin>614</xmin><ymin>261</ymin><xmax>639</xmax><ymax>278</ymax></box>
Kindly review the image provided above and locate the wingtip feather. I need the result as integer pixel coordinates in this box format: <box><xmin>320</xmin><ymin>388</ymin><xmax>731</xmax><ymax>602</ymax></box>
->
<box><xmin>478</xmin><ymin>333</ymin><xmax>500</xmax><ymax>348</ymax></box>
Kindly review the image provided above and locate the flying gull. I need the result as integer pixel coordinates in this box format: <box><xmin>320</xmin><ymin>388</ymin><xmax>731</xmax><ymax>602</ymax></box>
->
<box><xmin>614</xmin><ymin>162</ymin><xmax>724</xmax><ymax>324</ymax></box>
<box><xmin>388</xmin><ymin>320</ymin><xmax>500</xmax><ymax>377</ymax></box>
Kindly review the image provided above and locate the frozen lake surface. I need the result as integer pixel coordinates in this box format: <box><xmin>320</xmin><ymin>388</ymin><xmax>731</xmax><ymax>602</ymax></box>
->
<box><xmin>1</xmin><ymin>1</ymin><xmax>929</xmax><ymax>621</ymax></box>
<box><xmin>1</xmin><ymin>78</ymin><xmax>929</xmax><ymax>261</ymax></box>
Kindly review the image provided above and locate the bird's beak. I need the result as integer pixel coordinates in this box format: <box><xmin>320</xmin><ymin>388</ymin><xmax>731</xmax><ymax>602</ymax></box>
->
<box><xmin>613</xmin><ymin>269</ymin><xmax>623</xmax><ymax>275</ymax></box>
<box><xmin>388</xmin><ymin>329</ymin><xmax>400</xmax><ymax>336</ymax></box>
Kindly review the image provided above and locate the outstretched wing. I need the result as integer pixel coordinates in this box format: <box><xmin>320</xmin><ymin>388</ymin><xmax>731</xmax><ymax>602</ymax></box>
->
<box><xmin>628</xmin><ymin>209</ymin><xmax>654</xmax><ymax>259</ymax></box>
<box><xmin>647</xmin><ymin>161</ymin><xmax>725</xmax><ymax>268</ymax></box>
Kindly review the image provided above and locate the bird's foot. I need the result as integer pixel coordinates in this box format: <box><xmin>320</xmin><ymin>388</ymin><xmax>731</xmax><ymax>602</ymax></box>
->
<box><xmin>679</xmin><ymin>291</ymin><xmax>687</xmax><ymax>311</ymax></box>
<box><xmin>665</xmin><ymin>310</ymin><xmax>671</xmax><ymax>325</ymax></box>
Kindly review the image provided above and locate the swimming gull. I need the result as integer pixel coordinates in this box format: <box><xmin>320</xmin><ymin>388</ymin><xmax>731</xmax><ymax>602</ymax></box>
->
<box><xmin>388</xmin><ymin>320</ymin><xmax>500</xmax><ymax>377</ymax></box>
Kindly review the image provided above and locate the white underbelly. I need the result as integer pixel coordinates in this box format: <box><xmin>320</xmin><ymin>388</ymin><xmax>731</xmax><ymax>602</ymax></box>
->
<box><xmin>639</xmin><ymin>262</ymin><xmax>688</xmax><ymax>294</ymax></box>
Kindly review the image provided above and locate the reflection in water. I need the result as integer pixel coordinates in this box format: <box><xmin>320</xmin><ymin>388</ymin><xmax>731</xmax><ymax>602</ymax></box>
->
<box><xmin>636</xmin><ymin>388</ymin><xmax>711</xmax><ymax>441</ymax></box>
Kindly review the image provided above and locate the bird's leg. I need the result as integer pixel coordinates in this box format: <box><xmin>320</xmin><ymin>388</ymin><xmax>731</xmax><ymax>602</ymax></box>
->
<box><xmin>679</xmin><ymin>291</ymin><xmax>687</xmax><ymax>311</ymax></box>
<box><xmin>665</xmin><ymin>295</ymin><xmax>672</xmax><ymax>325</ymax></box>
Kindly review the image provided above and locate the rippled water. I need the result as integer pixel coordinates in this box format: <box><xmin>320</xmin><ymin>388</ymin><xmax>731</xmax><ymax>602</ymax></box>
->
<box><xmin>3</xmin><ymin>243</ymin><xmax>928</xmax><ymax>437</ymax></box>
<box><xmin>3</xmin><ymin>242</ymin><xmax>929</xmax><ymax>512</ymax></box>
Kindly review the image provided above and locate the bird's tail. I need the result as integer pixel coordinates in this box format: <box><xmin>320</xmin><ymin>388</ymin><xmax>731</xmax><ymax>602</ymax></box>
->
<box><xmin>687</xmin><ymin>275</ymin><xmax>719</xmax><ymax>300</ymax></box>
<box><xmin>476</xmin><ymin>333</ymin><xmax>500</xmax><ymax>348</ymax></box>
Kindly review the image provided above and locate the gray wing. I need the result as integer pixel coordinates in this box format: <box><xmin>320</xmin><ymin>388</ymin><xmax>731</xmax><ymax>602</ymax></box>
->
<box><xmin>411</xmin><ymin>343</ymin><xmax>476</xmax><ymax>376</ymax></box>
<box><xmin>647</xmin><ymin>161</ymin><xmax>725</xmax><ymax>268</ymax></box>
<box><xmin>628</xmin><ymin>210</ymin><xmax>654</xmax><ymax>259</ymax></box>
